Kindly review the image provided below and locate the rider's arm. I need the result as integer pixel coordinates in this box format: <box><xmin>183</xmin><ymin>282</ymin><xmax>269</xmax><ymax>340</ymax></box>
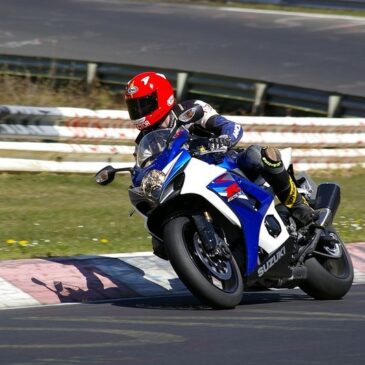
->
<box><xmin>204</xmin><ymin>114</ymin><xmax>243</xmax><ymax>147</ymax></box>
<box><xmin>193</xmin><ymin>100</ymin><xmax>243</xmax><ymax>146</ymax></box>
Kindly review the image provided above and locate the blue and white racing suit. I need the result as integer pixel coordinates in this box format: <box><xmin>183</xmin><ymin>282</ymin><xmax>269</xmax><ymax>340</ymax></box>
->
<box><xmin>135</xmin><ymin>99</ymin><xmax>243</xmax><ymax>147</ymax></box>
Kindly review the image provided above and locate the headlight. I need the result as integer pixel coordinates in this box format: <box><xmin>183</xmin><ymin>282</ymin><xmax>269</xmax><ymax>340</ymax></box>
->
<box><xmin>141</xmin><ymin>170</ymin><xmax>166</xmax><ymax>200</ymax></box>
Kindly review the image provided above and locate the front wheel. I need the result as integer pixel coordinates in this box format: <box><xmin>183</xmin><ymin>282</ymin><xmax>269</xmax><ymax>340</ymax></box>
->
<box><xmin>299</xmin><ymin>234</ymin><xmax>354</xmax><ymax>300</ymax></box>
<box><xmin>163</xmin><ymin>216</ymin><xmax>243</xmax><ymax>309</ymax></box>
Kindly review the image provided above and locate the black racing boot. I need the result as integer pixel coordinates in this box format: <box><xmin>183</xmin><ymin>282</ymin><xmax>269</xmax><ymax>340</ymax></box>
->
<box><xmin>260</xmin><ymin>146</ymin><xmax>315</xmax><ymax>228</ymax></box>
<box><xmin>290</xmin><ymin>197</ymin><xmax>316</xmax><ymax>227</ymax></box>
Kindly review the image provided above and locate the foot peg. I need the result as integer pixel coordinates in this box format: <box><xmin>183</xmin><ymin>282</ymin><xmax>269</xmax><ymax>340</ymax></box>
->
<box><xmin>291</xmin><ymin>265</ymin><xmax>307</xmax><ymax>280</ymax></box>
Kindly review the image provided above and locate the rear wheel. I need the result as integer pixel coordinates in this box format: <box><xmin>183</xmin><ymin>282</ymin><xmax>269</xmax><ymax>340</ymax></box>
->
<box><xmin>163</xmin><ymin>216</ymin><xmax>243</xmax><ymax>309</ymax></box>
<box><xmin>299</xmin><ymin>233</ymin><xmax>354</xmax><ymax>300</ymax></box>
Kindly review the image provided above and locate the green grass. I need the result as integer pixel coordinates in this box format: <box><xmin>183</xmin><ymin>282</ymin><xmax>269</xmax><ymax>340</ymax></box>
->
<box><xmin>0</xmin><ymin>173</ymin><xmax>148</xmax><ymax>260</ymax></box>
<box><xmin>312</xmin><ymin>169</ymin><xmax>365</xmax><ymax>244</ymax></box>
<box><xmin>0</xmin><ymin>170</ymin><xmax>364</xmax><ymax>260</ymax></box>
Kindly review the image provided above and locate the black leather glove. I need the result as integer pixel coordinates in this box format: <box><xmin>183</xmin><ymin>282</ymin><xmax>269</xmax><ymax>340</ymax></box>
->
<box><xmin>207</xmin><ymin>136</ymin><xmax>232</xmax><ymax>151</ymax></box>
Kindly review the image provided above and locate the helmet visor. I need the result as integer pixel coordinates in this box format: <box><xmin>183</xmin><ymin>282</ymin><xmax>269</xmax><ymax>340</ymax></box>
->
<box><xmin>126</xmin><ymin>91</ymin><xmax>158</xmax><ymax>120</ymax></box>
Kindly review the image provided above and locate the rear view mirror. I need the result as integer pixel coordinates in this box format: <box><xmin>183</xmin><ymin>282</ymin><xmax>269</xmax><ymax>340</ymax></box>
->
<box><xmin>95</xmin><ymin>165</ymin><xmax>133</xmax><ymax>185</ymax></box>
<box><xmin>95</xmin><ymin>165</ymin><xmax>117</xmax><ymax>185</ymax></box>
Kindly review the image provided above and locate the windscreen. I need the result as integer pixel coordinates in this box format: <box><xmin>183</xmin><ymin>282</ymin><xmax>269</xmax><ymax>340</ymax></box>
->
<box><xmin>136</xmin><ymin>129</ymin><xmax>171</xmax><ymax>167</ymax></box>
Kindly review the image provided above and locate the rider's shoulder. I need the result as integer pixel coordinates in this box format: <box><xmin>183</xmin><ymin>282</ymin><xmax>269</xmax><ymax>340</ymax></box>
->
<box><xmin>173</xmin><ymin>100</ymin><xmax>218</xmax><ymax>118</ymax></box>
<box><xmin>172</xmin><ymin>99</ymin><xmax>197</xmax><ymax>112</ymax></box>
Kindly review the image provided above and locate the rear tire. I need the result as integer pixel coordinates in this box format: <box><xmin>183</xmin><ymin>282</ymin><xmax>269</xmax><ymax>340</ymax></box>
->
<box><xmin>163</xmin><ymin>216</ymin><xmax>243</xmax><ymax>309</ymax></box>
<box><xmin>299</xmin><ymin>239</ymin><xmax>354</xmax><ymax>300</ymax></box>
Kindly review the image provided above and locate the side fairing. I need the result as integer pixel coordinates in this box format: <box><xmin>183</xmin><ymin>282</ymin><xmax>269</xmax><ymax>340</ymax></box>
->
<box><xmin>180</xmin><ymin>158</ymin><xmax>242</xmax><ymax>228</ymax></box>
<box><xmin>207</xmin><ymin>172</ymin><xmax>288</xmax><ymax>275</ymax></box>
<box><xmin>258</xmin><ymin>200</ymin><xmax>290</xmax><ymax>255</ymax></box>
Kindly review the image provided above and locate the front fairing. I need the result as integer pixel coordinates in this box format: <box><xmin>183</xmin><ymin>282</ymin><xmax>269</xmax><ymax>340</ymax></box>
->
<box><xmin>132</xmin><ymin>128</ymin><xmax>190</xmax><ymax>187</ymax></box>
<box><xmin>217</xmin><ymin>150</ymin><xmax>240</xmax><ymax>171</ymax></box>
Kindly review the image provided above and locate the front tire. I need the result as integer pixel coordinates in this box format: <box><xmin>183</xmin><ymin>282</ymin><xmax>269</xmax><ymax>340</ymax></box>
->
<box><xmin>299</xmin><ymin>237</ymin><xmax>354</xmax><ymax>300</ymax></box>
<box><xmin>163</xmin><ymin>216</ymin><xmax>243</xmax><ymax>309</ymax></box>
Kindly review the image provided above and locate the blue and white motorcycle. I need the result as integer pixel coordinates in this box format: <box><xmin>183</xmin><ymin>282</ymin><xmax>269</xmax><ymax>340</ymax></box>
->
<box><xmin>96</xmin><ymin>107</ymin><xmax>354</xmax><ymax>309</ymax></box>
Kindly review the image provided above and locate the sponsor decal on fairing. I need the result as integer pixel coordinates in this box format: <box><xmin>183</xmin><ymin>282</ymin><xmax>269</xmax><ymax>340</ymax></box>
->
<box><xmin>210</xmin><ymin>173</ymin><xmax>249</xmax><ymax>203</ymax></box>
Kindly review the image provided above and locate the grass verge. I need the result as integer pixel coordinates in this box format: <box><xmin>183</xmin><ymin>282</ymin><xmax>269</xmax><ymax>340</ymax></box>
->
<box><xmin>0</xmin><ymin>173</ymin><xmax>147</xmax><ymax>260</ymax></box>
<box><xmin>0</xmin><ymin>170</ymin><xmax>363</xmax><ymax>260</ymax></box>
<box><xmin>0</xmin><ymin>75</ymin><xmax>123</xmax><ymax>109</ymax></box>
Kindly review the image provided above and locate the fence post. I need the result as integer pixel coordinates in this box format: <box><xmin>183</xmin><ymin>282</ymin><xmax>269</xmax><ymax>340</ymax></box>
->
<box><xmin>87</xmin><ymin>62</ymin><xmax>98</xmax><ymax>87</ymax></box>
<box><xmin>328</xmin><ymin>95</ymin><xmax>342</xmax><ymax>117</ymax></box>
<box><xmin>176</xmin><ymin>72</ymin><xmax>189</xmax><ymax>102</ymax></box>
<box><xmin>252</xmin><ymin>82</ymin><xmax>267</xmax><ymax>115</ymax></box>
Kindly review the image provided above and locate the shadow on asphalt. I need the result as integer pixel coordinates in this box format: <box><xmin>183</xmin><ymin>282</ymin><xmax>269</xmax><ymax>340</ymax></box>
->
<box><xmin>111</xmin><ymin>289</ymin><xmax>311</xmax><ymax>311</ymax></box>
<box><xmin>31</xmin><ymin>256</ymin><xmax>152</xmax><ymax>303</ymax></box>
<box><xmin>28</xmin><ymin>255</ymin><xmax>312</xmax><ymax>310</ymax></box>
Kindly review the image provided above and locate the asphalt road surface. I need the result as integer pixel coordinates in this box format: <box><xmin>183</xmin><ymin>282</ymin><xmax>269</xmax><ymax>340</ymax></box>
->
<box><xmin>0</xmin><ymin>0</ymin><xmax>365</xmax><ymax>96</ymax></box>
<box><xmin>0</xmin><ymin>285</ymin><xmax>364</xmax><ymax>365</ymax></box>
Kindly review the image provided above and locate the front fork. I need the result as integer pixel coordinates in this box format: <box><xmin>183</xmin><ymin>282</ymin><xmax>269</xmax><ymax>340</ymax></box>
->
<box><xmin>192</xmin><ymin>212</ymin><xmax>231</xmax><ymax>260</ymax></box>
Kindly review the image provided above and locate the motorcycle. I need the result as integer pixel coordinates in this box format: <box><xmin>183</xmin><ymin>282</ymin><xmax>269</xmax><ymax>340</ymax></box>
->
<box><xmin>95</xmin><ymin>106</ymin><xmax>354</xmax><ymax>309</ymax></box>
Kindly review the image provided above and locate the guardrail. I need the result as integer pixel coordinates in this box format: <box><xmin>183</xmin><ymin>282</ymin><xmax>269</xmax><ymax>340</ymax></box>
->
<box><xmin>0</xmin><ymin>105</ymin><xmax>364</xmax><ymax>173</ymax></box>
<box><xmin>1</xmin><ymin>54</ymin><xmax>365</xmax><ymax>118</ymax></box>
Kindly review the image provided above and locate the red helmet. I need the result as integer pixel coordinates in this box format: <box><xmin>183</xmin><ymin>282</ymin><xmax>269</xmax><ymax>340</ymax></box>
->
<box><xmin>125</xmin><ymin>71</ymin><xmax>175</xmax><ymax>131</ymax></box>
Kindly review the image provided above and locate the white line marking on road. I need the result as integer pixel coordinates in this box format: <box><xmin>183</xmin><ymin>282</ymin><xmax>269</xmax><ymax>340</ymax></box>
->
<box><xmin>218</xmin><ymin>6</ymin><xmax>365</xmax><ymax>21</ymax></box>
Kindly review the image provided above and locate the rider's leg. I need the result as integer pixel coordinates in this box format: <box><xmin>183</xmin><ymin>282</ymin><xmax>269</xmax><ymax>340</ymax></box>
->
<box><xmin>237</xmin><ymin>145</ymin><xmax>315</xmax><ymax>227</ymax></box>
<box><xmin>260</xmin><ymin>147</ymin><xmax>315</xmax><ymax>226</ymax></box>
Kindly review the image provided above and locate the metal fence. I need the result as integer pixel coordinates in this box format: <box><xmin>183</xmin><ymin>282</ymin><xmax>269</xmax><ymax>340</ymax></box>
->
<box><xmin>0</xmin><ymin>105</ymin><xmax>364</xmax><ymax>173</ymax></box>
<box><xmin>0</xmin><ymin>54</ymin><xmax>365</xmax><ymax>118</ymax></box>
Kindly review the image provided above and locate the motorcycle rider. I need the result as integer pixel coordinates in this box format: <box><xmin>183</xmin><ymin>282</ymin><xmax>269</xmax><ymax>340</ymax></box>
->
<box><xmin>124</xmin><ymin>71</ymin><xmax>315</xmax><ymax>258</ymax></box>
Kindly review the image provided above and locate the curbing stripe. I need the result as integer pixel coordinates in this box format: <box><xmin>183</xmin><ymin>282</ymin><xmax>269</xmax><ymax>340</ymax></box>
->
<box><xmin>0</xmin><ymin>244</ymin><xmax>363</xmax><ymax>310</ymax></box>
<box><xmin>0</xmin><ymin>277</ymin><xmax>39</xmax><ymax>308</ymax></box>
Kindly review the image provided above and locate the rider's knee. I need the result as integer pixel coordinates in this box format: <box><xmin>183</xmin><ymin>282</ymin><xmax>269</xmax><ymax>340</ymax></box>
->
<box><xmin>237</xmin><ymin>145</ymin><xmax>286</xmax><ymax>182</ymax></box>
<box><xmin>237</xmin><ymin>144</ymin><xmax>264</xmax><ymax>181</ymax></box>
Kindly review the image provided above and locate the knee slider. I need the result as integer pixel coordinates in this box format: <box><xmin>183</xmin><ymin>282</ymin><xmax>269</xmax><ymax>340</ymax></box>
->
<box><xmin>261</xmin><ymin>147</ymin><xmax>283</xmax><ymax>169</ymax></box>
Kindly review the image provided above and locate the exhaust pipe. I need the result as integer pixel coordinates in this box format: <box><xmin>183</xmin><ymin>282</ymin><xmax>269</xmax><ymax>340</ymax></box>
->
<box><xmin>314</xmin><ymin>183</ymin><xmax>341</xmax><ymax>227</ymax></box>
<box><xmin>296</xmin><ymin>183</ymin><xmax>341</xmax><ymax>263</ymax></box>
